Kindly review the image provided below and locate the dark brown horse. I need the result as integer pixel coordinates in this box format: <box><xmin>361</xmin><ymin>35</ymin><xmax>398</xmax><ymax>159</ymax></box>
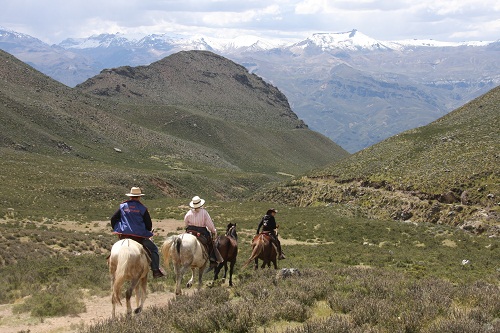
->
<box><xmin>242</xmin><ymin>232</ymin><xmax>278</xmax><ymax>270</ymax></box>
<box><xmin>214</xmin><ymin>223</ymin><xmax>238</xmax><ymax>286</ymax></box>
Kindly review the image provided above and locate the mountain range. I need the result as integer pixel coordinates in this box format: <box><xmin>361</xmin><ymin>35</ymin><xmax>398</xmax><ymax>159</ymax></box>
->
<box><xmin>0</xmin><ymin>32</ymin><xmax>498</xmax><ymax>232</ymax></box>
<box><xmin>1</xmin><ymin>27</ymin><xmax>499</xmax><ymax>153</ymax></box>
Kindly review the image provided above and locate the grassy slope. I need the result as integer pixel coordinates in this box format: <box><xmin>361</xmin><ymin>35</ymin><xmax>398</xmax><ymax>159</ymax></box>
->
<box><xmin>0</xmin><ymin>49</ymin><xmax>348</xmax><ymax>220</ymax></box>
<box><xmin>256</xmin><ymin>86</ymin><xmax>500</xmax><ymax>230</ymax></box>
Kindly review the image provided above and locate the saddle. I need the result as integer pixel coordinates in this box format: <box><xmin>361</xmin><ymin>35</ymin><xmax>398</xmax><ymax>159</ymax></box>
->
<box><xmin>117</xmin><ymin>234</ymin><xmax>152</xmax><ymax>262</ymax></box>
<box><xmin>256</xmin><ymin>232</ymin><xmax>278</xmax><ymax>251</ymax></box>
<box><xmin>186</xmin><ymin>229</ymin><xmax>211</xmax><ymax>254</ymax></box>
<box><xmin>257</xmin><ymin>231</ymin><xmax>272</xmax><ymax>240</ymax></box>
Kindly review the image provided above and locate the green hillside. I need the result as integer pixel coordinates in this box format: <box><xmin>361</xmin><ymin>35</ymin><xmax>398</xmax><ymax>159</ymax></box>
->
<box><xmin>256</xmin><ymin>86</ymin><xmax>500</xmax><ymax>232</ymax></box>
<box><xmin>0</xmin><ymin>49</ymin><xmax>348</xmax><ymax>220</ymax></box>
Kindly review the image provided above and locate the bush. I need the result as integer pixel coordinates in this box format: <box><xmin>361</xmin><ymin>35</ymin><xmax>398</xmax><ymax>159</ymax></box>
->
<box><xmin>13</xmin><ymin>283</ymin><xmax>86</xmax><ymax>317</ymax></box>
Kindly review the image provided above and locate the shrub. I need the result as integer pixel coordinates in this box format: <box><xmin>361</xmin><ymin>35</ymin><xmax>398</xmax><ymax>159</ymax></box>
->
<box><xmin>13</xmin><ymin>283</ymin><xmax>86</xmax><ymax>317</ymax></box>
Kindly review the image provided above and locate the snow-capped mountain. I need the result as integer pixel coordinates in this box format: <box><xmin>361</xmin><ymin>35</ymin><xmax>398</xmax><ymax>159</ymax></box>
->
<box><xmin>1</xmin><ymin>27</ymin><xmax>498</xmax><ymax>152</ymax></box>
<box><xmin>58</xmin><ymin>33</ymin><xmax>134</xmax><ymax>49</ymax></box>
<box><xmin>289</xmin><ymin>29</ymin><xmax>391</xmax><ymax>53</ymax></box>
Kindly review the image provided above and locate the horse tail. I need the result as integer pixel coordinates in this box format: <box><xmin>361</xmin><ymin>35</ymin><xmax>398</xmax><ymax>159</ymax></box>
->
<box><xmin>161</xmin><ymin>235</ymin><xmax>177</xmax><ymax>268</ymax></box>
<box><xmin>242</xmin><ymin>236</ymin><xmax>264</xmax><ymax>269</ymax></box>
<box><xmin>112</xmin><ymin>244</ymin><xmax>134</xmax><ymax>306</ymax></box>
<box><xmin>176</xmin><ymin>236</ymin><xmax>182</xmax><ymax>254</ymax></box>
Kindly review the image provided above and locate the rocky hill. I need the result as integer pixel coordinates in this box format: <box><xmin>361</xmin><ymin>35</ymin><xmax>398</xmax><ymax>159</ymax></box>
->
<box><xmin>255</xmin><ymin>86</ymin><xmax>500</xmax><ymax>234</ymax></box>
<box><xmin>0</xmin><ymin>49</ymin><xmax>348</xmax><ymax>219</ymax></box>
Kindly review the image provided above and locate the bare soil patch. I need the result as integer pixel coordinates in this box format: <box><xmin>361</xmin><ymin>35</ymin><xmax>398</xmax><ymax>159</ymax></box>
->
<box><xmin>0</xmin><ymin>291</ymin><xmax>178</xmax><ymax>333</ymax></box>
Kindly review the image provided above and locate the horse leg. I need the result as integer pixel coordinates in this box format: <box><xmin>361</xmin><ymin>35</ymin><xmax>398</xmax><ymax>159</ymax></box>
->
<box><xmin>228</xmin><ymin>260</ymin><xmax>235</xmax><ymax>286</ymax></box>
<box><xmin>134</xmin><ymin>276</ymin><xmax>147</xmax><ymax>314</ymax></box>
<box><xmin>254</xmin><ymin>258</ymin><xmax>259</xmax><ymax>270</ymax></box>
<box><xmin>126</xmin><ymin>278</ymin><xmax>140</xmax><ymax>316</ymax></box>
<box><xmin>197</xmin><ymin>267</ymin><xmax>204</xmax><ymax>290</ymax></box>
<box><xmin>214</xmin><ymin>263</ymin><xmax>221</xmax><ymax>281</ymax></box>
<box><xmin>175</xmin><ymin>264</ymin><xmax>187</xmax><ymax>295</ymax></box>
<box><xmin>186</xmin><ymin>267</ymin><xmax>195</xmax><ymax>289</ymax></box>
<box><xmin>222</xmin><ymin>262</ymin><xmax>228</xmax><ymax>281</ymax></box>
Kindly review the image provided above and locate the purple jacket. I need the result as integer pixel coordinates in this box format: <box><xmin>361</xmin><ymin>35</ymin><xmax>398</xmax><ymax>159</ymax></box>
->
<box><xmin>111</xmin><ymin>200</ymin><xmax>153</xmax><ymax>238</ymax></box>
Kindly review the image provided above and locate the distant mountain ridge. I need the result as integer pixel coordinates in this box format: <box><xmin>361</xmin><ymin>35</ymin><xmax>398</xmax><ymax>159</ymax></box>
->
<box><xmin>1</xmin><ymin>27</ymin><xmax>499</xmax><ymax>152</ymax></box>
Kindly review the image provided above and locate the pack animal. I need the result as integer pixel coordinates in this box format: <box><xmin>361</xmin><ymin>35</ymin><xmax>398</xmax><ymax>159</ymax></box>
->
<box><xmin>107</xmin><ymin>239</ymin><xmax>150</xmax><ymax>318</ymax></box>
<box><xmin>214</xmin><ymin>223</ymin><xmax>238</xmax><ymax>286</ymax></box>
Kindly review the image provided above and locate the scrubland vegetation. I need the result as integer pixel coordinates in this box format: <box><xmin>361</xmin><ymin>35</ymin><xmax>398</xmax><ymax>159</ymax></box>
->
<box><xmin>1</xmin><ymin>201</ymin><xmax>498</xmax><ymax>332</ymax></box>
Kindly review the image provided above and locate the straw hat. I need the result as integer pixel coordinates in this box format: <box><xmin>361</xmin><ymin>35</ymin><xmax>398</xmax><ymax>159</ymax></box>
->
<box><xmin>189</xmin><ymin>196</ymin><xmax>205</xmax><ymax>208</ymax></box>
<box><xmin>125</xmin><ymin>187</ymin><xmax>145</xmax><ymax>197</ymax></box>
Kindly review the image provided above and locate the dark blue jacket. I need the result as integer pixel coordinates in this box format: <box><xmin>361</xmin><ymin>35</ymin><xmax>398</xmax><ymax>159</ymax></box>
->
<box><xmin>111</xmin><ymin>200</ymin><xmax>153</xmax><ymax>238</ymax></box>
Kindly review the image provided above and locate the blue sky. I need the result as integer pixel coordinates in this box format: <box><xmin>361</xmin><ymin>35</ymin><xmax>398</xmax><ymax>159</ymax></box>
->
<box><xmin>1</xmin><ymin>0</ymin><xmax>499</xmax><ymax>44</ymax></box>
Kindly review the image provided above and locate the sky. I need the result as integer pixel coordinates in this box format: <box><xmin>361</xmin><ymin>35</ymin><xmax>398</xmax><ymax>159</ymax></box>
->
<box><xmin>1</xmin><ymin>0</ymin><xmax>499</xmax><ymax>45</ymax></box>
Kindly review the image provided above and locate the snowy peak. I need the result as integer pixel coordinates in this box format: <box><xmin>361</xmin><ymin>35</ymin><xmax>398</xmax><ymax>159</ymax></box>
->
<box><xmin>136</xmin><ymin>34</ymin><xmax>214</xmax><ymax>51</ymax></box>
<box><xmin>0</xmin><ymin>27</ymin><xmax>45</xmax><ymax>44</ymax></box>
<box><xmin>59</xmin><ymin>33</ymin><xmax>133</xmax><ymax>49</ymax></box>
<box><xmin>296</xmin><ymin>29</ymin><xmax>391</xmax><ymax>51</ymax></box>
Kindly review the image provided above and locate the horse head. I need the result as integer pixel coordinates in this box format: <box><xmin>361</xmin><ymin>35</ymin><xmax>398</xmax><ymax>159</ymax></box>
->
<box><xmin>225</xmin><ymin>223</ymin><xmax>237</xmax><ymax>240</ymax></box>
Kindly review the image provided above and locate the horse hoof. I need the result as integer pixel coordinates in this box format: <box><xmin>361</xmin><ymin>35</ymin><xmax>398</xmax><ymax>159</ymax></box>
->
<box><xmin>134</xmin><ymin>307</ymin><xmax>142</xmax><ymax>314</ymax></box>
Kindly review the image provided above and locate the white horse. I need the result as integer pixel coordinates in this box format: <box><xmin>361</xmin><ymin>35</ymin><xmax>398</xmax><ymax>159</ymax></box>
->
<box><xmin>107</xmin><ymin>239</ymin><xmax>150</xmax><ymax>318</ymax></box>
<box><xmin>161</xmin><ymin>233</ymin><xmax>209</xmax><ymax>295</ymax></box>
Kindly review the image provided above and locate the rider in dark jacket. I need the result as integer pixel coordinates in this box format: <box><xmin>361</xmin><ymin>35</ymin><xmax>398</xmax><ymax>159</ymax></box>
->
<box><xmin>256</xmin><ymin>208</ymin><xmax>285</xmax><ymax>260</ymax></box>
<box><xmin>111</xmin><ymin>187</ymin><xmax>165</xmax><ymax>278</ymax></box>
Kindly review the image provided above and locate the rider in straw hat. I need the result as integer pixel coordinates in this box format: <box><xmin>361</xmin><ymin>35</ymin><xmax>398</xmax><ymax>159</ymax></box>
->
<box><xmin>111</xmin><ymin>187</ymin><xmax>165</xmax><ymax>278</ymax></box>
<box><xmin>184</xmin><ymin>195</ymin><xmax>223</xmax><ymax>268</ymax></box>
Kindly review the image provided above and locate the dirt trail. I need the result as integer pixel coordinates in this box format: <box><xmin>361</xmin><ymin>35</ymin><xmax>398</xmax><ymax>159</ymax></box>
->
<box><xmin>0</xmin><ymin>218</ymin><xmax>308</xmax><ymax>332</ymax></box>
<box><xmin>0</xmin><ymin>218</ymin><xmax>187</xmax><ymax>333</ymax></box>
<box><xmin>0</xmin><ymin>291</ymin><xmax>177</xmax><ymax>333</ymax></box>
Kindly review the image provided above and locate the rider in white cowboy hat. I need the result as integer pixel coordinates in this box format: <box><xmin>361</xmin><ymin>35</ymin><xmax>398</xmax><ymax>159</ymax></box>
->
<box><xmin>111</xmin><ymin>187</ymin><xmax>165</xmax><ymax>278</ymax></box>
<box><xmin>184</xmin><ymin>196</ymin><xmax>223</xmax><ymax>267</ymax></box>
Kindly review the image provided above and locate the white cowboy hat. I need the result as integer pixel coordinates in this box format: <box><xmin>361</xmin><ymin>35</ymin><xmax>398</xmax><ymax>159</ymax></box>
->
<box><xmin>125</xmin><ymin>187</ymin><xmax>145</xmax><ymax>197</ymax></box>
<box><xmin>189</xmin><ymin>196</ymin><xmax>205</xmax><ymax>208</ymax></box>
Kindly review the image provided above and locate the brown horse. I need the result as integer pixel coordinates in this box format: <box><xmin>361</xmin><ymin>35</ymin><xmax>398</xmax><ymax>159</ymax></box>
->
<box><xmin>214</xmin><ymin>223</ymin><xmax>238</xmax><ymax>286</ymax></box>
<box><xmin>242</xmin><ymin>232</ymin><xmax>278</xmax><ymax>270</ymax></box>
<box><xmin>108</xmin><ymin>239</ymin><xmax>150</xmax><ymax>319</ymax></box>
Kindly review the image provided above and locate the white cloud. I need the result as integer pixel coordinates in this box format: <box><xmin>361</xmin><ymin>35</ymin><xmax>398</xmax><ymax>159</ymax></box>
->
<box><xmin>0</xmin><ymin>0</ymin><xmax>498</xmax><ymax>43</ymax></box>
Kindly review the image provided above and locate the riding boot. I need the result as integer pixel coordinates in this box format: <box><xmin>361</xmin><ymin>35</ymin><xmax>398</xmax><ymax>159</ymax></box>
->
<box><xmin>207</xmin><ymin>240</ymin><xmax>218</xmax><ymax>267</ymax></box>
<box><xmin>142</xmin><ymin>238</ymin><xmax>165</xmax><ymax>278</ymax></box>
<box><xmin>277</xmin><ymin>240</ymin><xmax>286</xmax><ymax>260</ymax></box>
<box><xmin>151</xmin><ymin>253</ymin><xmax>165</xmax><ymax>278</ymax></box>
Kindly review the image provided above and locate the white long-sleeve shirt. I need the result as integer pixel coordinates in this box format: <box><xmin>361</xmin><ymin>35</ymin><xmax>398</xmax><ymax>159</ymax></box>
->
<box><xmin>184</xmin><ymin>208</ymin><xmax>217</xmax><ymax>235</ymax></box>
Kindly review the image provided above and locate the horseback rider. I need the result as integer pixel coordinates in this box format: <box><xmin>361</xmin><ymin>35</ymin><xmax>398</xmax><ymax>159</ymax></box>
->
<box><xmin>110</xmin><ymin>187</ymin><xmax>165</xmax><ymax>278</ymax></box>
<box><xmin>257</xmin><ymin>208</ymin><xmax>286</xmax><ymax>260</ymax></box>
<box><xmin>184</xmin><ymin>196</ymin><xmax>223</xmax><ymax>268</ymax></box>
